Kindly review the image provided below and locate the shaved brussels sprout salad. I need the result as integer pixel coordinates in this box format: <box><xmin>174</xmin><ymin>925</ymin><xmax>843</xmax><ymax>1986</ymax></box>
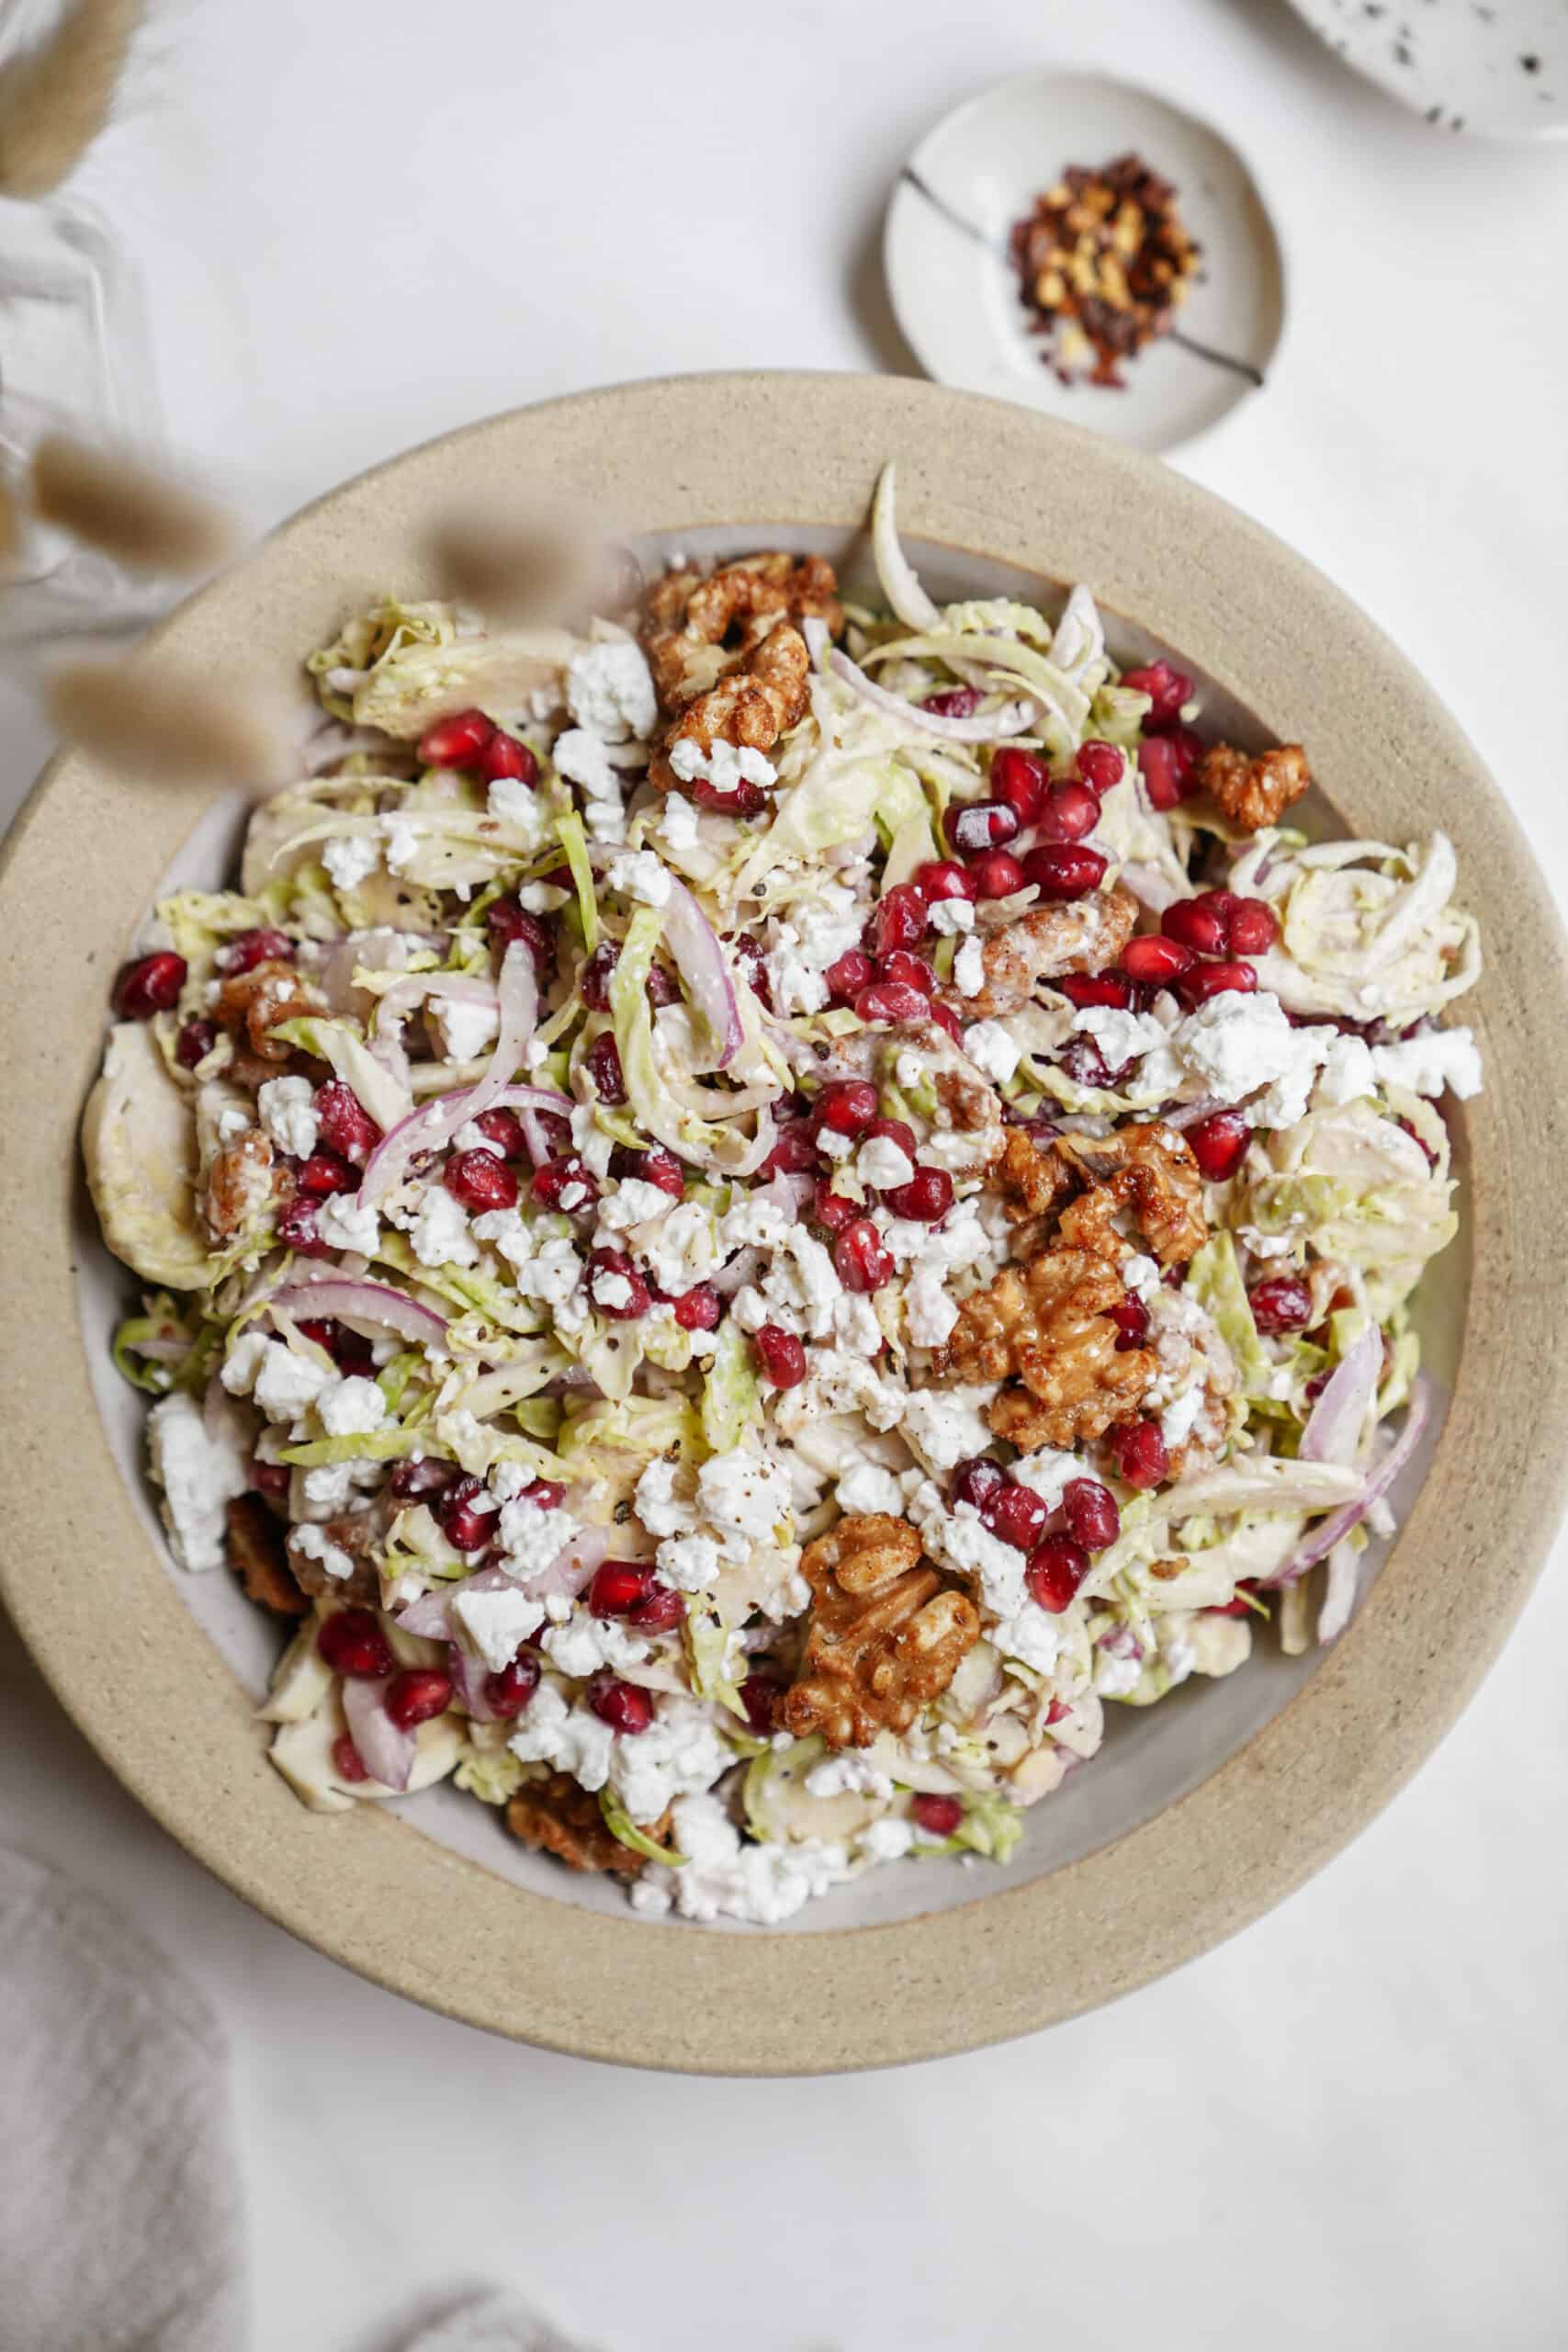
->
<box><xmin>85</xmin><ymin>464</ymin><xmax>1480</xmax><ymax>1927</ymax></box>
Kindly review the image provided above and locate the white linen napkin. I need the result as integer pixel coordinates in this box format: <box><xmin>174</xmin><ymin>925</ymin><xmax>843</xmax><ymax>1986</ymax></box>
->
<box><xmin>0</xmin><ymin>1843</ymin><xmax>597</xmax><ymax>2352</ymax></box>
<box><xmin>0</xmin><ymin>1841</ymin><xmax>247</xmax><ymax>2352</ymax></box>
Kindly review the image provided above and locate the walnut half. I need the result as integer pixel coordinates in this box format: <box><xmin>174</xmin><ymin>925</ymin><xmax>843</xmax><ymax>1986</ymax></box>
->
<box><xmin>782</xmin><ymin>1514</ymin><xmax>980</xmax><ymax>1750</ymax></box>
<box><xmin>1195</xmin><ymin>741</ymin><xmax>1310</xmax><ymax>833</ymax></box>
<box><xmin>506</xmin><ymin>1774</ymin><xmax>669</xmax><ymax>1878</ymax></box>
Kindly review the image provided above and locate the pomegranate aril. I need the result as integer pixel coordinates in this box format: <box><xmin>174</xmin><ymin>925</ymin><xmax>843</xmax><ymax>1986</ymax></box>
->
<box><xmin>473</xmin><ymin>1107</ymin><xmax>527</xmax><ymax>1159</ymax></box>
<box><xmin>483</xmin><ymin>1653</ymin><xmax>541</xmax><ymax>1717</ymax></box>
<box><xmin>1121</xmin><ymin>661</ymin><xmax>1192</xmax><ymax>730</ymax></box>
<box><xmin>824</xmin><ymin>948</ymin><xmax>876</xmax><ymax>1005</ymax></box>
<box><xmin>1187</xmin><ymin>1110</ymin><xmax>1252</xmax><ymax>1182</ymax></box>
<box><xmin>1162</xmin><ymin>897</ymin><xmax>1231</xmax><ymax>956</ymax></box>
<box><xmin>947</xmin><ymin>799</ymin><xmax>1020</xmax><ymax>855</ymax></box>
<box><xmin>522</xmin><ymin>1479</ymin><xmax>566</xmax><ymax>1511</ymax></box>
<box><xmin>920</xmin><ymin>685</ymin><xmax>982</xmax><ymax>719</ymax></box>
<box><xmin>249</xmin><ymin>1456</ymin><xmax>289</xmax><ymax>1499</ymax></box>
<box><xmin>385</xmin><ymin>1667</ymin><xmax>453</xmax><ymax>1730</ymax></box>
<box><xmin>912</xmin><ymin>859</ymin><xmax>976</xmax><ymax>905</ymax></box>
<box><xmin>672</xmin><ymin>1283</ymin><xmax>721</xmax><ymax>1332</ymax></box>
<box><xmin>1214</xmin><ymin>1580</ymin><xmax>1262</xmax><ymax>1619</ymax></box>
<box><xmin>333</xmin><ymin>1734</ymin><xmax>369</xmax><ymax>1783</ymax></box>
<box><xmin>968</xmin><ymin>848</ymin><xmax>1026</xmax><ymax>899</ymax></box>
<box><xmin>878</xmin><ymin>949</ymin><xmax>936</xmax><ymax>998</ymax></box>
<box><xmin>1075</xmin><ymin>740</ymin><xmax>1124</xmax><ymax>795</ymax></box>
<box><xmin>175</xmin><ymin>1016</ymin><xmax>218</xmax><ymax>1069</ymax></box>
<box><xmin>1111</xmin><ymin>1420</ymin><xmax>1169</xmax><ymax>1490</ymax></box>
<box><xmin>531</xmin><ymin>1153</ymin><xmax>596</xmax><ymax>1211</ymax></box>
<box><xmin>113</xmin><ymin>951</ymin><xmax>186</xmax><ymax>1019</ymax></box>
<box><xmin>1248</xmin><ymin>1274</ymin><xmax>1313</xmax><ymax>1334</ymax></box>
<box><xmin>727</xmin><ymin>932</ymin><xmax>772</xmax><ymax>1010</ymax></box>
<box><xmin>630</xmin><ymin>1145</ymin><xmax>684</xmax><ymax>1196</ymax></box>
<box><xmin>833</xmin><ymin>1217</ymin><xmax>895</xmax><ymax>1293</ymax></box>
<box><xmin>912</xmin><ymin>1792</ymin><xmax>964</xmax><ymax>1838</ymax></box>
<box><xmin>439</xmin><ymin>1474</ymin><xmax>499</xmax><ymax>1554</ymax></box>
<box><xmin>1227</xmin><ymin>898</ymin><xmax>1279</xmax><ymax>956</ymax></box>
<box><xmin>1107</xmin><ymin>1295</ymin><xmax>1149</xmax><ymax>1352</ymax></box>
<box><xmin>586</xmin><ymin>1033</ymin><xmax>626</xmax><ymax>1103</ymax></box>
<box><xmin>291</xmin><ymin>1149</ymin><xmax>353</xmax><ymax>1198</ymax></box>
<box><xmin>1138</xmin><ymin>736</ymin><xmax>1199</xmax><ymax>811</ymax></box>
<box><xmin>1059</xmin><ymin>970</ymin><xmax>1134</xmax><ymax>1011</ymax></box>
<box><xmin>813</xmin><ymin>1078</ymin><xmax>879</xmax><ymax>1136</ymax></box>
<box><xmin>1035</xmin><ymin>780</ymin><xmax>1101</xmax><ymax>842</ymax></box>
<box><xmin>1021</xmin><ymin>843</ymin><xmax>1107</xmax><ymax>901</ymax></box>
<box><xmin>418</xmin><ymin>708</ymin><xmax>493</xmax><ymax>767</ymax></box>
<box><xmin>581</xmin><ymin>940</ymin><xmax>620</xmax><ymax>1010</ymax></box>
<box><xmin>854</xmin><ymin>979</ymin><xmax>930</xmax><ymax>1024</ymax></box>
<box><xmin>444</xmin><ymin>1148</ymin><xmax>518</xmax><ymax>1215</ymax></box>
<box><xmin>882</xmin><ymin>1166</ymin><xmax>953</xmax><ymax>1223</ymax></box>
<box><xmin>389</xmin><ymin>1455</ymin><xmax>457</xmax><ymax>1502</ymax></box>
<box><xmin>812</xmin><ymin>1187</ymin><xmax>859</xmax><ymax>1234</ymax></box>
<box><xmin>1122</xmin><ymin>933</ymin><xmax>1193</xmax><ymax>988</ymax></box>
<box><xmin>479</xmin><ymin>730</ymin><xmax>538</xmax><ymax>786</ymax></box>
<box><xmin>589</xmin><ymin>1246</ymin><xmax>651</xmax><ymax>1321</ymax></box>
<box><xmin>1044</xmin><ymin>1696</ymin><xmax>1073</xmax><ymax>1726</ymax></box>
<box><xmin>487</xmin><ymin>899</ymin><xmax>553</xmax><ymax>971</ymax></box>
<box><xmin>760</xmin><ymin>1125</ymin><xmax>819</xmax><ymax>1178</ymax></box>
<box><xmin>317</xmin><ymin>1608</ymin><xmax>395</xmax><ymax>1679</ymax></box>
<box><xmin>645</xmin><ymin>962</ymin><xmax>680</xmax><ymax>1008</ymax></box>
<box><xmin>316</xmin><ymin>1080</ymin><xmax>381</xmax><ymax>1167</ymax></box>
<box><xmin>754</xmin><ymin>1324</ymin><xmax>807</xmax><ymax>1388</ymax></box>
<box><xmin>739</xmin><ymin>1673</ymin><xmax>782</xmax><ymax>1734</ymax></box>
<box><xmin>871</xmin><ymin>885</ymin><xmax>930</xmax><ymax>955</ymax></box>
<box><xmin>276</xmin><ymin>1198</ymin><xmax>330</xmax><ymax>1256</ymax></box>
<box><xmin>589</xmin><ymin>1561</ymin><xmax>655</xmax><ymax>1616</ymax></box>
<box><xmin>989</xmin><ymin>746</ymin><xmax>1050</xmax><ymax>827</ymax></box>
<box><xmin>1062</xmin><ymin>1477</ymin><xmax>1121</xmax><ymax>1551</ymax></box>
<box><xmin>589</xmin><ymin>1677</ymin><xmax>654</xmax><ymax>1735</ymax></box>
<box><xmin>1178</xmin><ymin>959</ymin><xmax>1257</xmax><ymax>1006</ymax></box>
<box><xmin>927</xmin><ymin>1002</ymin><xmax>962</xmax><ymax>1041</ymax></box>
<box><xmin>626</xmin><ymin>1583</ymin><xmax>686</xmax><ymax>1634</ymax></box>
<box><xmin>1026</xmin><ymin>1536</ymin><xmax>1090</xmax><ymax>1614</ymax></box>
<box><xmin>978</xmin><ymin>1480</ymin><xmax>1050</xmax><ymax>1552</ymax></box>
<box><xmin>951</xmin><ymin>1455</ymin><xmax>1006</xmax><ymax>1511</ymax></box>
<box><xmin>220</xmin><ymin>927</ymin><xmax>295</xmax><ymax>974</ymax></box>
<box><xmin>863</xmin><ymin>1114</ymin><xmax>917</xmax><ymax>1159</ymax></box>
<box><xmin>691</xmin><ymin>777</ymin><xmax>766</xmax><ymax>818</ymax></box>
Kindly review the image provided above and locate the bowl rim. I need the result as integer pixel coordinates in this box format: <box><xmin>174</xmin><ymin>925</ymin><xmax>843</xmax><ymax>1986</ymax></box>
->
<box><xmin>4</xmin><ymin>369</ymin><xmax>1564</xmax><ymax>2074</ymax></box>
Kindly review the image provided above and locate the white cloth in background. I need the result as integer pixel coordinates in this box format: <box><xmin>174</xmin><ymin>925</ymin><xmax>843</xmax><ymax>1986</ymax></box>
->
<box><xmin>0</xmin><ymin>1843</ymin><xmax>598</xmax><ymax>2352</ymax></box>
<box><xmin>0</xmin><ymin>1842</ymin><xmax>246</xmax><ymax>2352</ymax></box>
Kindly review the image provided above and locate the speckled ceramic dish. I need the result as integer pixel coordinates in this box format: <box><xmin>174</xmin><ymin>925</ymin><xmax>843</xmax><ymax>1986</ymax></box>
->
<box><xmin>1282</xmin><ymin>0</ymin><xmax>1568</xmax><ymax>138</ymax></box>
<box><xmin>2</xmin><ymin>374</ymin><xmax>1564</xmax><ymax>2072</ymax></box>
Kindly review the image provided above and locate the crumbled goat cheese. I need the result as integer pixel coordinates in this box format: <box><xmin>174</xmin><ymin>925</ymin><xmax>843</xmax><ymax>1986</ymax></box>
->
<box><xmin>657</xmin><ymin>793</ymin><xmax>700</xmax><ymax>853</ymax></box>
<box><xmin>1094</xmin><ymin>1647</ymin><xmax>1145</xmax><ymax>1699</ymax></box>
<box><xmin>1071</xmin><ymin>1003</ymin><xmax>1172</xmax><ymax>1074</ymax></box>
<box><xmin>403</xmin><ymin>1184</ymin><xmax>478</xmax><ymax>1269</ymax></box>
<box><xmin>1370</xmin><ymin>1025</ymin><xmax>1483</xmax><ymax>1102</ymax></box>
<box><xmin>990</xmin><ymin>1601</ymin><xmax>1064</xmax><ymax>1676</ymax></box>
<box><xmin>903</xmin><ymin>1266</ymin><xmax>958</xmax><ymax>1349</ymax></box>
<box><xmin>1160</xmin><ymin>1383</ymin><xmax>1205</xmax><ymax>1447</ymax></box>
<box><xmin>953</xmin><ymin>935</ymin><xmax>987</xmax><ymax>998</ymax></box>
<box><xmin>318</xmin><ymin>1374</ymin><xmax>387</xmax><ymax>1438</ymax></box>
<box><xmin>1009</xmin><ymin>1447</ymin><xmax>1083</xmax><ymax>1510</ymax></box>
<box><xmin>455</xmin><ymin>1585</ymin><xmax>546</xmax><ymax>1673</ymax></box>
<box><xmin>567</xmin><ymin>640</ymin><xmax>657</xmax><ymax>742</ymax></box>
<box><xmin>215</xmin><ymin>1104</ymin><xmax>250</xmax><ymax>1144</ymax></box>
<box><xmin>900</xmin><ymin>1385</ymin><xmax>996</xmax><ymax>1471</ymax></box>
<box><xmin>321</xmin><ymin>832</ymin><xmax>379</xmax><ymax>891</ymax></box>
<box><xmin>1122</xmin><ymin>1254</ymin><xmax>1161</xmax><ymax>1301</ymax></box>
<box><xmin>963</xmin><ymin>1020</ymin><xmax>1021</xmax><ymax>1084</ymax></box>
<box><xmin>434</xmin><ymin>996</ymin><xmax>501</xmax><ymax>1063</ymax></box>
<box><xmin>252</xmin><ymin>1340</ymin><xmax>334</xmax><ymax>1421</ymax></box>
<box><xmin>696</xmin><ymin>1447</ymin><xmax>791</xmax><ymax>1561</ymax></box>
<box><xmin>292</xmin><ymin>1523</ymin><xmax>355</xmax><ymax>1580</ymax></box>
<box><xmin>487</xmin><ymin>776</ymin><xmax>550</xmax><ymax>846</ymax></box>
<box><xmin>630</xmin><ymin>1792</ymin><xmax>853</xmax><ymax>1924</ymax></box>
<box><xmin>859</xmin><ymin>1818</ymin><xmax>916</xmax><ymax>1861</ymax></box>
<box><xmin>668</xmin><ymin>737</ymin><xmax>776</xmax><ymax>792</ymax></box>
<box><xmin>497</xmin><ymin>1496</ymin><xmax>578</xmax><ymax>1577</ymax></box>
<box><xmin>609</xmin><ymin>1702</ymin><xmax>734</xmax><ymax>1826</ymax></box>
<box><xmin>508</xmin><ymin>1680</ymin><xmax>616</xmax><ymax>1789</ymax></box>
<box><xmin>656</xmin><ymin>1532</ymin><xmax>722</xmax><ymax>1591</ymax></box>
<box><xmin>642</xmin><ymin>1202</ymin><xmax>719</xmax><ymax>1294</ymax></box>
<box><xmin>315</xmin><ymin>1193</ymin><xmax>381</xmax><ymax>1255</ymax></box>
<box><xmin>858</xmin><ymin>1135</ymin><xmax>915</xmax><ymax>1191</ymax></box>
<box><xmin>1314</xmin><ymin>1033</ymin><xmax>1377</xmax><ymax>1107</ymax></box>
<box><xmin>257</xmin><ymin>1075</ymin><xmax>318</xmax><ymax>1159</ymax></box>
<box><xmin>146</xmin><ymin>1391</ymin><xmax>249</xmax><ymax>1571</ymax></box>
<box><xmin>805</xmin><ymin>1753</ymin><xmax>894</xmax><ymax>1802</ymax></box>
<box><xmin>542</xmin><ymin>1613</ymin><xmax>649</xmax><ymax>1680</ymax></box>
<box><xmin>922</xmin><ymin>1497</ymin><xmax>1027</xmax><ymax>1618</ymax></box>
<box><xmin>592</xmin><ymin>1270</ymin><xmax>634</xmax><ymax>1311</ymax></box>
<box><xmin>604</xmin><ymin>849</ymin><xmax>672</xmax><ymax>907</ymax></box>
<box><xmin>835</xmin><ymin>1462</ymin><xmax>907</xmax><ymax>1518</ymax></box>
<box><xmin>635</xmin><ymin>1458</ymin><xmax>698</xmax><ymax>1540</ymax></box>
<box><xmin>929</xmin><ymin>898</ymin><xmax>976</xmax><ymax>936</ymax></box>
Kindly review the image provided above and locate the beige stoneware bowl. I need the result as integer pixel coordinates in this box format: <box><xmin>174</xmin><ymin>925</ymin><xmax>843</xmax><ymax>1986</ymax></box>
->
<box><xmin>2</xmin><ymin>374</ymin><xmax>1564</xmax><ymax>2073</ymax></box>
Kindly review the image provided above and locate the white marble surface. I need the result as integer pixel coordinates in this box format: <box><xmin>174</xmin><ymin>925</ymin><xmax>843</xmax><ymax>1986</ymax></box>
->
<box><xmin>4</xmin><ymin>2</ymin><xmax>1567</xmax><ymax>2346</ymax></box>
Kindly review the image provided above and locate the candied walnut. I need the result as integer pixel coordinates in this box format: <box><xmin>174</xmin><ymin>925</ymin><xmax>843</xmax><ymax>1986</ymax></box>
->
<box><xmin>506</xmin><ymin>1773</ymin><xmax>668</xmax><ymax>1878</ymax></box>
<box><xmin>285</xmin><ymin>1511</ymin><xmax>382</xmax><ymax>1605</ymax></box>
<box><xmin>643</xmin><ymin>553</ymin><xmax>843</xmax><ymax>711</ymax></box>
<box><xmin>935</xmin><ymin>1227</ymin><xmax>1157</xmax><ymax>1452</ymax></box>
<box><xmin>782</xmin><ymin>1513</ymin><xmax>979</xmax><ymax>1749</ymax></box>
<box><xmin>213</xmin><ymin>958</ymin><xmax>321</xmax><ymax>1062</ymax></box>
<box><xmin>954</xmin><ymin>885</ymin><xmax>1138</xmax><ymax>1020</ymax></box>
<box><xmin>647</xmin><ymin>622</ymin><xmax>811</xmax><ymax>794</ymax></box>
<box><xmin>1053</xmin><ymin>1120</ymin><xmax>1207</xmax><ymax>1267</ymax></box>
<box><xmin>225</xmin><ymin>1494</ymin><xmax>306</xmax><ymax>1617</ymax></box>
<box><xmin>987</xmin><ymin>1125</ymin><xmax>1074</xmax><ymax>1249</ymax></box>
<box><xmin>1195</xmin><ymin>741</ymin><xmax>1310</xmax><ymax>833</ymax></box>
<box><xmin>202</xmin><ymin>1126</ymin><xmax>277</xmax><ymax>1238</ymax></box>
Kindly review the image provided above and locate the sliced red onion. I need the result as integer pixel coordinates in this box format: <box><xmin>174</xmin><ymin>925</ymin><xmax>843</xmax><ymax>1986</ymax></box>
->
<box><xmin>664</xmin><ymin>878</ymin><xmax>741</xmax><ymax>1070</ymax></box>
<box><xmin>828</xmin><ymin>647</ymin><xmax>1039</xmax><ymax>742</ymax></box>
<box><xmin>342</xmin><ymin>1675</ymin><xmax>416</xmax><ymax>1792</ymax></box>
<box><xmin>521</xmin><ymin>1522</ymin><xmax>610</xmax><ymax>1600</ymax></box>
<box><xmin>1267</xmin><ymin>1380</ymin><xmax>1430</xmax><ymax>1587</ymax></box>
<box><xmin>359</xmin><ymin>1079</ymin><xmax>570</xmax><ymax>1205</ymax></box>
<box><xmin>755</xmin><ymin>1170</ymin><xmax>815</xmax><ymax>1216</ymax></box>
<box><xmin>271</xmin><ymin>1277</ymin><xmax>447</xmax><ymax>1345</ymax></box>
<box><xmin>446</xmin><ymin>1639</ymin><xmax>499</xmax><ymax>1724</ymax></box>
<box><xmin>711</xmin><ymin>1245</ymin><xmax>762</xmax><ymax>1299</ymax></box>
<box><xmin>1301</xmin><ymin>1327</ymin><xmax>1382</xmax><ymax>1467</ymax></box>
<box><xmin>1162</xmin><ymin>1095</ymin><xmax>1224</xmax><ymax>1132</ymax></box>
<box><xmin>1119</xmin><ymin>861</ymin><xmax>1183</xmax><ymax>914</ymax></box>
<box><xmin>466</xmin><ymin>941</ymin><xmax>538</xmax><ymax>1125</ymax></box>
<box><xmin>394</xmin><ymin>1559</ymin><xmax>513</xmax><ymax>1641</ymax></box>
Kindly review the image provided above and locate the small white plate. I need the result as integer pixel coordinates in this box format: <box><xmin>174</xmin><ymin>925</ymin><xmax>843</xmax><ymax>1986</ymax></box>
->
<box><xmin>884</xmin><ymin>71</ymin><xmax>1286</xmax><ymax>456</ymax></box>
<box><xmin>1282</xmin><ymin>0</ymin><xmax>1568</xmax><ymax>140</ymax></box>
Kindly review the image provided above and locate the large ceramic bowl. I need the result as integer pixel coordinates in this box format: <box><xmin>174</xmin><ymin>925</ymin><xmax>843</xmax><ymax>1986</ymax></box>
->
<box><xmin>2</xmin><ymin>374</ymin><xmax>1563</xmax><ymax>2073</ymax></box>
